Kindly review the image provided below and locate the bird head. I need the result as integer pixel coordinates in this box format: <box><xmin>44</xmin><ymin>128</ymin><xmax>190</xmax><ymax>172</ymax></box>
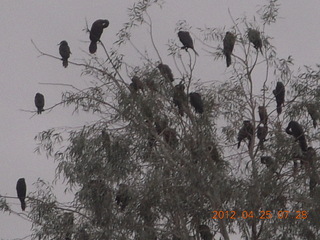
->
<box><xmin>58</xmin><ymin>40</ymin><xmax>68</xmax><ymax>46</ymax></box>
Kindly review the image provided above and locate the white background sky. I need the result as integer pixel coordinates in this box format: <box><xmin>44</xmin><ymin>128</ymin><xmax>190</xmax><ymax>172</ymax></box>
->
<box><xmin>0</xmin><ymin>1</ymin><xmax>320</xmax><ymax>239</ymax></box>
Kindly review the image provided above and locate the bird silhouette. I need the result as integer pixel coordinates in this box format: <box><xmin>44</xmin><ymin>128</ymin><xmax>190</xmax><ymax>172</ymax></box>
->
<box><xmin>237</xmin><ymin>120</ymin><xmax>254</xmax><ymax>149</ymax></box>
<box><xmin>157</xmin><ymin>63</ymin><xmax>174</xmax><ymax>82</ymax></box>
<box><xmin>16</xmin><ymin>178</ymin><xmax>26</xmax><ymax>211</ymax></box>
<box><xmin>89</xmin><ymin>19</ymin><xmax>109</xmax><ymax>53</ymax></box>
<box><xmin>34</xmin><ymin>93</ymin><xmax>45</xmax><ymax>114</ymax></box>
<box><xmin>273</xmin><ymin>82</ymin><xmax>285</xmax><ymax>114</ymax></box>
<box><xmin>115</xmin><ymin>184</ymin><xmax>131</xmax><ymax>211</ymax></box>
<box><xmin>258</xmin><ymin>106</ymin><xmax>268</xmax><ymax>125</ymax></box>
<box><xmin>248</xmin><ymin>28</ymin><xmax>263</xmax><ymax>54</ymax></box>
<box><xmin>285</xmin><ymin>121</ymin><xmax>308</xmax><ymax>152</ymax></box>
<box><xmin>189</xmin><ymin>92</ymin><xmax>204</xmax><ymax>114</ymax></box>
<box><xmin>257</xmin><ymin>125</ymin><xmax>268</xmax><ymax>150</ymax></box>
<box><xmin>198</xmin><ymin>225</ymin><xmax>213</xmax><ymax>240</ymax></box>
<box><xmin>130</xmin><ymin>76</ymin><xmax>144</xmax><ymax>92</ymax></box>
<box><xmin>178</xmin><ymin>31</ymin><xmax>199</xmax><ymax>56</ymax></box>
<box><xmin>223</xmin><ymin>32</ymin><xmax>236</xmax><ymax>67</ymax></box>
<box><xmin>173</xmin><ymin>84</ymin><xmax>187</xmax><ymax>116</ymax></box>
<box><xmin>306</xmin><ymin>103</ymin><xmax>320</xmax><ymax>128</ymax></box>
<box><xmin>59</xmin><ymin>40</ymin><xmax>71</xmax><ymax>68</ymax></box>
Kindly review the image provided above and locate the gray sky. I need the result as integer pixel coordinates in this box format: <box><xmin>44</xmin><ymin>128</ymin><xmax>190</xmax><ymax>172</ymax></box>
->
<box><xmin>1</xmin><ymin>1</ymin><xmax>320</xmax><ymax>239</ymax></box>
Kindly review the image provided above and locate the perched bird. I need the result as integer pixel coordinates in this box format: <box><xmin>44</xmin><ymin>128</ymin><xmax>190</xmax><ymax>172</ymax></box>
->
<box><xmin>130</xmin><ymin>76</ymin><xmax>144</xmax><ymax>92</ymax></box>
<box><xmin>177</xmin><ymin>31</ymin><xmax>199</xmax><ymax>56</ymax></box>
<box><xmin>306</xmin><ymin>103</ymin><xmax>320</xmax><ymax>128</ymax></box>
<box><xmin>223</xmin><ymin>32</ymin><xmax>236</xmax><ymax>67</ymax></box>
<box><xmin>309</xmin><ymin>175</ymin><xmax>317</xmax><ymax>197</ymax></box>
<box><xmin>16</xmin><ymin>178</ymin><xmax>26</xmax><ymax>211</ymax></box>
<box><xmin>261</xmin><ymin>156</ymin><xmax>277</xmax><ymax>172</ymax></box>
<box><xmin>273</xmin><ymin>82</ymin><xmax>285</xmax><ymax>114</ymax></box>
<box><xmin>285</xmin><ymin>121</ymin><xmax>308</xmax><ymax>152</ymax></box>
<box><xmin>157</xmin><ymin>63</ymin><xmax>174</xmax><ymax>82</ymax></box>
<box><xmin>248</xmin><ymin>28</ymin><xmax>263</xmax><ymax>54</ymax></box>
<box><xmin>162</xmin><ymin>127</ymin><xmax>178</xmax><ymax>147</ymax></box>
<box><xmin>173</xmin><ymin>84</ymin><xmax>187</xmax><ymax>116</ymax></box>
<box><xmin>261</xmin><ymin>156</ymin><xmax>274</xmax><ymax>166</ymax></box>
<box><xmin>258</xmin><ymin>106</ymin><xmax>268</xmax><ymax>125</ymax></box>
<box><xmin>34</xmin><ymin>93</ymin><xmax>45</xmax><ymax>114</ymax></box>
<box><xmin>89</xmin><ymin>19</ymin><xmax>109</xmax><ymax>54</ymax></box>
<box><xmin>59</xmin><ymin>41</ymin><xmax>71</xmax><ymax>68</ymax></box>
<box><xmin>237</xmin><ymin>120</ymin><xmax>254</xmax><ymax>149</ymax></box>
<box><xmin>257</xmin><ymin>125</ymin><xmax>268</xmax><ymax>150</ymax></box>
<box><xmin>189</xmin><ymin>92</ymin><xmax>204</xmax><ymax>114</ymax></box>
<box><xmin>101</xmin><ymin>129</ymin><xmax>111</xmax><ymax>151</ymax></box>
<box><xmin>198</xmin><ymin>225</ymin><xmax>213</xmax><ymax>240</ymax></box>
<box><xmin>115</xmin><ymin>184</ymin><xmax>131</xmax><ymax>211</ymax></box>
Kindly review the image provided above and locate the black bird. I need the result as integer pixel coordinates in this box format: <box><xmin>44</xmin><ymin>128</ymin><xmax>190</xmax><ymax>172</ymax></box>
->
<box><xmin>35</xmin><ymin>93</ymin><xmax>45</xmax><ymax>114</ymax></box>
<box><xmin>223</xmin><ymin>32</ymin><xmax>236</xmax><ymax>67</ymax></box>
<box><xmin>189</xmin><ymin>92</ymin><xmax>204</xmax><ymax>114</ymax></box>
<box><xmin>309</xmin><ymin>174</ymin><xmax>317</xmax><ymax>197</ymax></box>
<box><xmin>237</xmin><ymin>120</ymin><xmax>254</xmax><ymax>149</ymax></box>
<box><xmin>261</xmin><ymin>156</ymin><xmax>274</xmax><ymax>166</ymax></box>
<box><xmin>89</xmin><ymin>19</ymin><xmax>109</xmax><ymax>53</ymax></box>
<box><xmin>248</xmin><ymin>28</ymin><xmax>263</xmax><ymax>54</ymax></box>
<box><xmin>198</xmin><ymin>225</ymin><xmax>213</xmax><ymax>240</ymax></box>
<box><xmin>162</xmin><ymin>127</ymin><xmax>178</xmax><ymax>147</ymax></box>
<box><xmin>16</xmin><ymin>178</ymin><xmax>26</xmax><ymax>211</ymax></box>
<box><xmin>258</xmin><ymin>106</ymin><xmax>268</xmax><ymax>125</ymax></box>
<box><xmin>59</xmin><ymin>40</ymin><xmax>71</xmax><ymax>68</ymax></box>
<box><xmin>130</xmin><ymin>76</ymin><xmax>144</xmax><ymax>92</ymax></box>
<box><xmin>173</xmin><ymin>84</ymin><xmax>187</xmax><ymax>116</ymax></box>
<box><xmin>306</xmin><ymin>103</ymin><xmax>320</xmax><ymax>128</ymax></box>
<box><xmin>115</xmin><ymin>184</ymin><xmax>131</xmax><ymax>211</ymax></box>
<box><xmin>273</xmin><ymin>82</ymin><xmax>285</xmax><ymax>114</ymax></box>
<box><xmin>157</xmin><ymin>63</ymin><xmax>174</xmax><ymax>82</ymax></box>
<box><xmin>257</xmin><ymin>125</ymin><xmax>268</xmax><ymax>150</ymax></box>
<box><xmin>260</xmin><ymin>156</ymin><xmax>277</xmax><ymax>172</ymax></box>
<box><xmin>285</xmin><ymin>121</ymin><xmax>308</xmax><ymax>152</ymax></box>
<box><xmin>178</xmin><ymin>31</ymin><xmax>199</xmax><ymax>56</ymax></box>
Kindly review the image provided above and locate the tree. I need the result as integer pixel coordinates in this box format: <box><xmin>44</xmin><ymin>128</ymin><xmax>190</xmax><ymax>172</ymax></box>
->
<box><xmin>1</xmin><ymin>0</ymin><xmax>320</xmax><ymax>239</ymax></box>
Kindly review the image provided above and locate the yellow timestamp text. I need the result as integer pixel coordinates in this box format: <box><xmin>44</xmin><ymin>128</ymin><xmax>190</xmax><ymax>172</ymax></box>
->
<box><xmin>211</xmin><ymin>210</ymin><xmax>308</xmax><ymax>220</ymax></box>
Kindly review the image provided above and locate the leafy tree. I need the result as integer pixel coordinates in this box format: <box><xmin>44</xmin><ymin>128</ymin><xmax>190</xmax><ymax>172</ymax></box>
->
<box><xmin>1</xmin><ymin>0</ymin><xmax>320</xmax><ymax>239</ymax></box>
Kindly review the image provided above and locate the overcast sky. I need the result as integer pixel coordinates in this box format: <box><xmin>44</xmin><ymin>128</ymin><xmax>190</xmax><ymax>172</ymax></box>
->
<box><xmin>1</xmin><ymin>1</ymin><xmax>320</xmax><ymax>239</ymax></box>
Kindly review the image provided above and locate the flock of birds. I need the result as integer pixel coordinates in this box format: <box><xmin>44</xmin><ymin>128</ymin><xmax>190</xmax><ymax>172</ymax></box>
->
<box><xmin>13</xmin><ymin>19</ymin><xmax>319</xmax><ymax>240</ymax></box>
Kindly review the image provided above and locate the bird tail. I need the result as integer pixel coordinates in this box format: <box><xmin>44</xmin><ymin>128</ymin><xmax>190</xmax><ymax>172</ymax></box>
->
<box><xmin>259</xmin><ymin>140</ymin><xmax>264</xmax><ymax>150</ymax></box>
<box><xmin>226</xmin><ymin>54</ymin><xmax>231</xmax><ymax>67</ymax></box>
<box><xmin>89</xmin><ymin>41</ymin><xmax>97</xmax><ymax>54</ymax></box>
<box><xmin>178</xmin><ymin>104</ymin><xmax>184</xmax><ymax>117</ymax></box>
<box><xmin>313</xmin><ymin>119</ymin><xmax>317</xmax><ymax>128</ymax></box>
<box><xmin>62</xmin><ymin>59</ymin><xmax>68</xmax><ymax>68</ymax></box>
<box><xmin>192</xmin><ymin>48</ymin><xmax>199</xmax><ymax>56</ymax></box>
<box><xmin>37</xmin><ymin>109</ymin><xmax>44</xmax><ymax>114</ymax></box>
<box><xmin>276</xmin><ymin>104</ymin><xmax>282</xmax><ymax>114</ymax></box>
<box><xmin>237</xmin><ymin>141</ymin><xmax>241</xmax><ymax>149</ymax></box>
<box><xmin>21</xmin><ymin>200</ymin><xmax>26</xmax><ymax>211</ymax></box>
<box><xmin>298</xmin><ymin>138</ymin><xmax>308</xmax><ymax>152</ymax></box>
<box><xmin>259</xmin><ymin>47</ymin><xmax>263</xmax><ymax>55</ymax></box>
